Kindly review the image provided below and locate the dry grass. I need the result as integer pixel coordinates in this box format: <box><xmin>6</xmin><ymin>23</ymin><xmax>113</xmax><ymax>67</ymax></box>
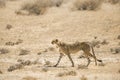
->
<box><xmin>57</xmin><ymin>70</ymin><xmax>77</xmax><ymax>77</ymax></box>
<box><xmin>110</xmin><ymin>47</ymin><xmax>120</xmax><ymax>54</ymax></box>
<box><xmin>118</xmin><ymin>69</ymin><xmax>120</xmax><ymax>73</ymax></box>
<box><xmin>20</xmin><ymin>60</ymin><xmax>31</xmax><ymax>66</ymax></box>
<box><xmin>0</xmin><ymin>0</ymin><xmax>6</xmax><ymax>8</ymax></box>
<box><xmin>105</xmin><ymin>0</ymin><xmax>120</xmax><ymax>4</ymax></box>
<box><xmin>0</xmin><ymin>48</ymin><xmax>9</xmax><ymax>54</ymax></box>
<box><xmin>77</xmin><ymin>65</ymin><xmax>87</xmax><ymax>69</ymax></box>
<box><xmin>6</xmin><ymin>24</ymin><xmax>13</xmax><ymax>30</ymax></box>
<box><xmin>41</xmin><ymin>67</ymin><xmax>48</xmax><ymax>72</ymax></box>
<box><xmin>8</xmin><ymin>64</ymin><xmax>23</xmax><ymax>72</ymax></box>
<box><xmin>80</xmin><ymin>75</ymin><xmax>88</xmax><ymax>80</ymax></box>
<box><xmin>18</xmin><ymin>0</ymin><xmax>63</xmax><ymax>15</ymax></box>
<box><xmin>22</xmin><ymin>76</ymin><xmax>37</xmax><ymax>80</ymax></box>
<box><xmin>47</xmin><ymin>47</ymin><xmax>55</xmax><ymax>51</ymax></box>
<box><xmin>19</xmin><ymin>49</ymin><xmax>30</xmax><ymax>55</ymax></box>
<box><xmin>101</xmin><ymin>39</ymin><xmax>109</xmax><ymax>45</ymax></box>
<box><xmin>0</xmin><ymin>70</ymin><xmax>2</xmax><ymax>74</ymax></box>
<box><xmin>117</xmin><ymin>35</ymin><xmax>120</xmax><ymax>39</ymax></box>
<box><xmin>5</xmin><ymin>39</ymin><xmax>23</xmax><ymax>46</ymax></box>
<box><xmin>91</xmin><ymin>40</ymin><xmax>101</xmax><ymax>48</ymax></box>
<box><xmin>73</xmin><ymin>0</ymin><xmax>103</xmax><ymax>10</ymax></box>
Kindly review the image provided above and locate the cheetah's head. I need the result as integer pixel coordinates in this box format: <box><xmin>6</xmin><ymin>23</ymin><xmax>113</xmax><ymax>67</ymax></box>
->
<box><xmin>51</xmin><ymin>39</ymin><xmax>59</xmax><ymax>45</ymax></box>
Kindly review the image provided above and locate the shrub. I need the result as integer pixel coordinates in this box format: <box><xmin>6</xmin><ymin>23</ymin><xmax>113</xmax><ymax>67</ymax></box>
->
<box><xmin>105</xmin><ymin>0</ymin><xmax>120</xmax><ymax>4</ymax></box>
<box><xmin>57</xmin><ymin>70</ymin><xmax>77</xmax><ymax>77</ymax></box>
<box><xmin>0</xmin><ymin>70</ymin><xmax>2</xmax><ymax>74</ymax></box>
<box><xmin>6</xmin><ymin>24</ymin><xmax>12</xmax><ymax>30</ymax></box>
<box><xmin>101</xmin><ymin>39</ymin><xmax>109</xmax><ymax>45</ymax></box>
<box><xmin>20</xmin><ymin>0</ymin><xmax>63</xmax><ymax>15</ymax></box>
<box><xmin>73</xmin><ymin>0</ymin><xmax>103</xmax><ymax>10</ymax></box>
<box><xmin>110</xmin><ymin>47</ymin><xmax>120</xmax><ymax>54</ymax></box>
<box><xmin>0</xmin><ymin>48</ymin><xmax>9</xmax><ymax>54</ymax></box>
<box><xmin>80</xmin><ymin>75</ymin><xmax>88</xmax><ymax>80</ymax></box>
<box><xmin>8</xmin><ymin>64</ymin><xmax>23</xmax><ymax>72</ymax></box>
<box><xmin>0</xmin><ymin>0</ymin><xmax>6</xmax><ymax>8</ymax></box>
<box><xmin>118</xmin><ymin>69</ymin><xmax>120</xmax><ymax>73</ymax></box>
<box><xmin>19</xmin><ymin>49</ymin><xmax>30</xmax><ymax>55</ymax></box>
<box><xmin>22</xmin><ymin>76</ymin><xmax>37</xmax><ymax>80</ymax></box>
<box><xmin>117</xmin><ymin>35</ymin><xmax>120</xmax><ymax>39</ymax></box>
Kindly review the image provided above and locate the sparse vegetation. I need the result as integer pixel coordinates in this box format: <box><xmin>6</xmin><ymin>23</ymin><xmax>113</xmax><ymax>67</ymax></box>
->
<box><xmin>118</xmin><ymin>69</ymin><xmax>120</xmax><ymax>73</ymax></box>
<box><xmin>20</xmin><ymin>60</ymin><xmax>31</xmax><ymax>66</ymax></box>
<box><xmin>18</xmin><ymin>0</ymin><xmax>63</xmax><ymax>15</ymax></box>
<box><xmin>80</xmin><ymin>75</ymin><xmax>88</xmax><ymax>80</ymax></box>
<box><xmin>105</xmin><ymin>0</ymin><xmax>120</xmax><ymax>4</ymax></box>
<box><xmin>0</xmin><ymin>48</ymin><xmax>9</xmax><ymax>54</ymax></box>
<box><xmin>8</xmin><ymin>64</ymin><xmax>23</xmax><ymax>72</ymax></box>
<box><xmin>0</xmin><ymin>70</ymin><xmax>2</xmax><ymax>74</ymax></box>
<box><xmin>37</xmin><ymin>52</ymin><xmax>42</xmax><ymax>55</ymax></box>
<box><xmin>117</xmin><ymin>35</ymin><xmax>120</xmax><ymax>39</ymax></box>
<box><xmin>5</xmin><ymin>39</ymin><xmax>23</xmax><ymax>46</ymax></box>
<box><xmin>8</xmin><ymin>59</ymin><xmax>37</xmax><ymax>72</ymax></box>
<box><xmin>6</xmin><ymin>24</ymin><xmax>12</xmax><ymax>30</ymax></box>
<box><xmin>98</xmin><ymin>63</ymin><xmax>105</xmax><ymax>66</ymax></box>
<box><xmin>110</xmin><ymin>47</ymin><xmax>120</xmax><ymax>54</ymax></box>
<box><xmin>0</xmin><ymin>0</ymin><xmax>6</xmax><ymax>8</ymax></box>
<box><xmin>77</xmin><ymin>65</ymin><xmax>87</xmax><ymax>69</ymax></box>
<box><xmin>44</xmin><ymin>60</ymin><xmax>52</xmax><ymax>66</ymax></box>
<box><xmin>5</xmin><ymin>41</ymin><xmax>15</xmax><ymax>46</ymax></box>
<box><xmin>41</xmin><ymin>67</ymin><xmax>48</xmax><ymax>72</ymax></box>
<box><xmin>15</xmin><ymin>39</ymin><xmax>23</xmax><ymax>45</ymax></box>
<box><xmin>101</xmin><ymin>39</ymin><xmax>109</xmax><ymax>45</ymax></box>
<box><xmin>19</xmin><ymin>49</ymin><xmax>30</xmax><ymax>55</ymax></box>
<box><xmin>91</xmin><ymin>40</ymin><xmax>101</xmax><ymax>48</ymax></box>
<box><xmin>48</xmin><ymin>47</ymin><xmax>55</xmax><ymax>51</ymax></box>
<box><xmin>67</xmin><ymin>71</ymin><xmax>77</xmax><ymax>76</ymax></box>
<box><xmin>22</xmin><ymin>76</ymin><xmax>37</xmax><ymax>80</ymax></box>
<box><xmin>57</xmin><ymin>70</ymin><xmax>77</xmax><ymax>77</ymax></box>
<box><xmin>73</xmin><ymin>0</ymin><xmax>103</xmax><ymax>10</ymax></box>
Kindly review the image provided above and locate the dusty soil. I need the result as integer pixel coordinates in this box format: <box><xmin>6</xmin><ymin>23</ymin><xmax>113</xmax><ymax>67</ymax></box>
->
<box><xmin>0</xmin><ymin>0</ymin><xmax>120</xmax><ymax>80</ymax></box>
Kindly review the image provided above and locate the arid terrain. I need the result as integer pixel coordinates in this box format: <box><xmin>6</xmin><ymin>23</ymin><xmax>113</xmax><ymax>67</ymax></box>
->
<box><xmin>0</xmin><ymin>0</ymin><xmax>120</xmax><ymax>80</ymax></box>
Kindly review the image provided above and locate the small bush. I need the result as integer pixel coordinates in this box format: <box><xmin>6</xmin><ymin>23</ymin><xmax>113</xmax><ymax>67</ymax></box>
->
<box><xmin>0</xmin><ymin>48</ymin><xmax>9</xmax><ymax>54</ymax></box>
<box><xmin>110</xmin><ymin>47</ymin><xmax>120</xmax><ymax>54</ymax></box>
<box><xmin>73</xmin><ymin>0</ymin><xmax>103</xmax><ymax>10</ymax></box>
<box><xmin>57</xmin><ymin>70</ymin><xmax>77</xmax><ymax>77</ymax></box>
<box><xmin>5</xmin><ymin>39</ymin><xmax>23</xmax><ymax>46</ymax></box>
<box><xmin>8</xmin><ymin>64</ymin><xmax>23</xmax><ymax>72</ymax></box>
<box><xmin>118</xmin><ymin>69</ymin><xmax>120</xmax><ymax>73</ymax></box>
<box><xmin>101</xmin><ymin>39</ymin><xmax>109</xmax><ymax>45</ymax></box>
<box><xmin>21</xmin><ymin>60</ymin><xmax>31</xmax><ymax>66</ymax></box>
<box><xmin>19</xmin><ymin>49</ymin><xmax>30</xmax><ymax>55</ymax></box>
<box><xmin>0</xmin><ymin>70</ymin><xmax>2</xmax><ymax>74</ymax></box>
<box><xmin>37</xmin><ymin>52</ymin><xmax>42</xmax><ymax>55</ymax></box>
<box><xmin>41</xmin><ymin>67</ymin><xmax>48</xmax><ymax>72</ymax></box>
<box><xmin>77</xmin><ymin>65</ymin><xmax>87</xmax><ymax>69</ymax></box>
<box><xmin>91</xmin><ymin>40</ymin><xmax>101</xmax><ymax>48</ymax></box>
<box><xmin>22</xmin><ymin>76</ymin><xmax>37</xmax><ymax>80</ymax></box>
<box><xmin>80</xmin><ymin>75</ymin><xmax>88</xmax><ymax>80</ymax></box>
<box><xmin>117</xmin><ymin>35</ymin><xmax>120</xmax><ymax>39</ymax></box>
<box><xmin>15</xmin><ymin>39</ymin><xmax>23</xmax><ymax>45</ymax></box>
<box><xmin>105</xmin><ymin>0</ymin><xmax>120</xmax><ymax>4</ymax></box>
<box><xmin>19</xmin><ymin>0</ymin><xmax>63</xmax><ymax>15</ymax></box>
<box><xmin>6</xmin><ymin>24</ymin><xmax>12</xmax><ymax>30</ymax></box>
<box><xmin>66</xmin><ymin>71</ymin><xmax>77</xmax><ymax>76</ymax></box>
<box><xmin>48</xmin><ymin>47</ymin><xmax>55</xmax><ymax>51</ymax></box>
<box><xmin>5</xmin><ymin>41</ymin><xmax>15</xmax><ymax>46</ymax></box>
<box><xmin>0</xmin><ymin>0</ymin><xmax>6</xmax><ymax>8</ymax></box>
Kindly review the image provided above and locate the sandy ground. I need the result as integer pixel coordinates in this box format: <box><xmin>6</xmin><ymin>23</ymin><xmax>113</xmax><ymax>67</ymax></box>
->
<box><xmin>0</xmin><ymin>0</ymin><xmax>120</xmax><ymax>80</ymax></box>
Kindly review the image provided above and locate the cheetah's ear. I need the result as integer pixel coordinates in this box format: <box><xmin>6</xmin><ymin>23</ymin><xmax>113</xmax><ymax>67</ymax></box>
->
<box><xmin>55</xmin><ymin>39</ymin><xmax>58</xmax><ymax>42</ymax></box>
